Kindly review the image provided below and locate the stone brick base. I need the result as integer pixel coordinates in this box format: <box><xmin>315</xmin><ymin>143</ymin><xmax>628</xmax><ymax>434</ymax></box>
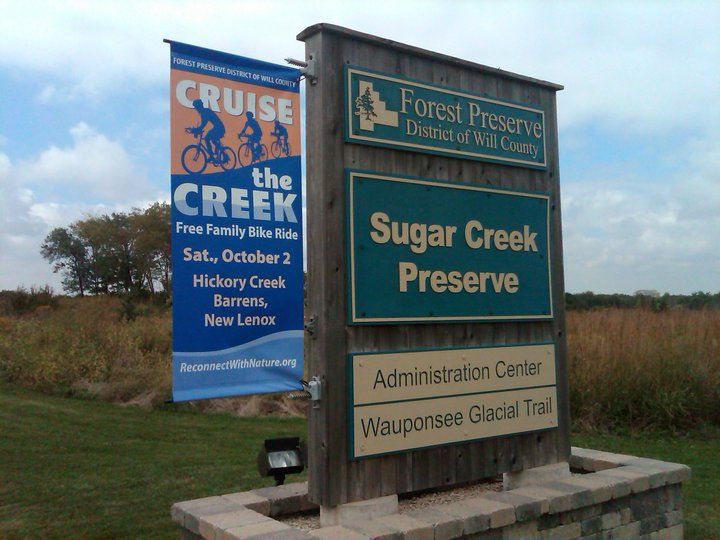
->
<box><xmin>171</xmin><ymin>447</ymin><xmax>690</xmax><ymax>539</ymax></box>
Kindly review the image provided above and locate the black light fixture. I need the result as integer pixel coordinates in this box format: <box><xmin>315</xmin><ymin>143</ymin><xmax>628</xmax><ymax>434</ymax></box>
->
<box><xmin>257</xmin><ymin>437</ymin><xmax>305</xmax><ymax>486</ymax></box>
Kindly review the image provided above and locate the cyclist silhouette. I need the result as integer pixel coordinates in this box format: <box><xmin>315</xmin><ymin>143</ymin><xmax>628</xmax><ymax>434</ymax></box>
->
<box><xmin>189</xmin><ymin>99</ymin><xmax>225</xmax><ymax>162</ymax></box>
<box><xmin>238</xmin><ymin>111</ymin><xmax>263</xmax><ymax>160</ymax></box>
<box><xmin>270</xmin><ymin>120</ymin><xmax>289</xmax><ymax>155</ymax></box>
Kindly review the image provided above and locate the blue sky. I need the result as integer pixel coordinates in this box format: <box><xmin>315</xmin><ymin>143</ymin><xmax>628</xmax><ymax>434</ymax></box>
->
<box><xmin>1</xmin><ymin>0</ymin><xmax>718</xmax><ymax>294</ymax></box>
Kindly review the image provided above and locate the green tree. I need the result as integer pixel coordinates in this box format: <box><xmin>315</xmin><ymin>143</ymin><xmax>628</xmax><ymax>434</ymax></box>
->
<box><xmin>74</xmin><ymin>214</ymin><xmax>130</xmax><ymax>294</ymax></box>
<box><xmin>130</xmin><ymin>202</ymin><xmax>171</xmax><ymax>294</ymax></box>
<box><xmin>41</xmin><ymin>203</ymin><xmax>172</xmax><ymax>297</ymax></box>
<box><xmin>40</xmin><ymin>227</ymin><xmax>90</xmax><ymax>296</ymax></box>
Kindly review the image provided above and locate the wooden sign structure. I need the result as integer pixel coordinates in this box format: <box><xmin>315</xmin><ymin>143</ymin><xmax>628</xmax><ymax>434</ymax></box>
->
<box><xmin>299</xmin><ymin>23</ymin><xmax>569</xmax><ymax>508</ymax></box>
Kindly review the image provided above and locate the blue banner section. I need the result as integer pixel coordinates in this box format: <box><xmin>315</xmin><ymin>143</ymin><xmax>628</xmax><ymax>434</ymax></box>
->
<box><xmin>169</xmin><ymin>40</ymin><xmax>300</xmax><ymax>91</ymax></box>
<box><xmin>170</xmin><ymin>42</ymin><xmax>303</xmax><ymax>401</ymax></box>
<box><xmin>347</xmin><ymin>171</ymin><xmax>552</xmax><ymax>324</ymax></box>
<box><xmin>172</xmin><ymin>330</ymin><xmax>304</xmax><ymax>401</ymax></box>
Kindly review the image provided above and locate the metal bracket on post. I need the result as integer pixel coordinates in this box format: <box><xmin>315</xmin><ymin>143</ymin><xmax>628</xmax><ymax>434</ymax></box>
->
<box><xmin>301</xmin><ymin>376</ymin><xmax>322</xmax><ymax>409</ymax></box>
<box><xmin>285</xmin><ymin>57</ymin><xmax>317</xmax><ymax>85</ymax></box>
<box><xmin>304</xmin><ymin>316</ymin><xmax>317</xmax><ymax>339</ymax></box>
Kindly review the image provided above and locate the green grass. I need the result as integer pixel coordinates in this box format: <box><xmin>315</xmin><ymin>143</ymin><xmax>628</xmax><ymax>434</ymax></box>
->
<box><xmin>1</xmin><ymin>385</ymin><xmax>718</xmax><ymax>539</ymax></box>
<box><xmin>573</xmin><ymin>430</ymin><xmax>720</xmax><ymax>539</ymax></box>
<box><xmin>0</xmin><ymin>384</ymin><xmax>306</xmax><ymax>539</ymax></box>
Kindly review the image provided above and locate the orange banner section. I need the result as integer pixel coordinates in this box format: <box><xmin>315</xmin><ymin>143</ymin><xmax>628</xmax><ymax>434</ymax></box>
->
<box><xmin>170</xmin><ymin>70</ymin><xmax>301</xmax><ymax>175</ymax></box>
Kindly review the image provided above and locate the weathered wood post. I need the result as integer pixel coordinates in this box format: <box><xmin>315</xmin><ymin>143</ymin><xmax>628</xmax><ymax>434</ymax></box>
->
<box><xmin>299</xmin><ymin>23</ymin><xmax>570</xmax><ymax>519</ymax></box>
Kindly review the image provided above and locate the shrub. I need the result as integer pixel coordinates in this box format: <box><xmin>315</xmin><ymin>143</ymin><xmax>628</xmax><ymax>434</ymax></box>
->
<box><xmin>0</xmin><ymin>286</ymin><xmax>59</xmax><ymax>316</ymax></box>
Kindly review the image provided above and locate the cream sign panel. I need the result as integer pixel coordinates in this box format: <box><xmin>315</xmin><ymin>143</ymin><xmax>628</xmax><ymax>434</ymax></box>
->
<box><xmin>349</xmin><ymin>343</ymin><xmax>558</xmax><ymax>459</ymax></box>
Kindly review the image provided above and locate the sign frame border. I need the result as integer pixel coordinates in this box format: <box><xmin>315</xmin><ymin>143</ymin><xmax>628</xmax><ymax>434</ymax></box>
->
<box><xmin>345</xmin><ymin>169</ymin><xmax>554</xmax><ymax>325</ymax></box>
<box><xmin>344</xmin><ymin>65</ymin><xmax>548</xmax><ymax>170</ymax></box>
<box><xmin>346</xmin><ymin>341</ymin><xmax>559</xmax><ymax>460</ymax></box>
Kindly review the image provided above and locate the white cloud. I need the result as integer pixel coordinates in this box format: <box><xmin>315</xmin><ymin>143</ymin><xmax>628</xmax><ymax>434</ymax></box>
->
<box><xmin>37</xmin><ymin>84</ymin><xmax>57</xmax><ymax>104</ymax></box>
<box><xmin>562</xmin><ymin>136</ymin><xmax>720</xmax><ymax>294</ymax></box>
<box><xmin>0</xmin><ymin>152</ymin><xmax>57</xmax><ymax>290</ymax></box>
<box><xmin>16</xmin><ymin>122</ymin><xmax>153</xmax><ymax>201</ymax></box>
<box><xmin>0</xmin><ymin>124</ymin><xmax>164</xmax><ymax>291</ymax></box>
<box><xmin>1</xmin><ymin>1</ymin><xmax>717</xmax><ymax>133</ymax></box>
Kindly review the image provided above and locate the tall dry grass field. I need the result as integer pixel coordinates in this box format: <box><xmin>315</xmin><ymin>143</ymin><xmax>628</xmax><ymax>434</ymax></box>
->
<box><xmin>0</xmin><ymin>295</ymin><xmax>305</xmax><ymax>415</ymax></box>
<box><xmin>2</xmin><ymin>297</ymin><xmax>719</xmax><ymax>429</ymax></box>
<box><xmin>567</xmin><ymin>308</ymin><xmax>720</xmax><ymax>431</ymax></box>
<box><xmin>0</xmin><ymin>296</ymin><xmax>172</xmax><ymax>406</ymax></box>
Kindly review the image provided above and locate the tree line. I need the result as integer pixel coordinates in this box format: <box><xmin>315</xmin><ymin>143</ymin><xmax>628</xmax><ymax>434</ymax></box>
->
<box><xmin>39</xmin><ymin>203</ymin><xmax>719</xmax><ymax>310</ymax></box>
<box><xmin>565</xmin><ymin>291</ymin><xmax>720</xmax><ymax>311</ymax></box>
<box><xmin>41</xmin><ymin>203</ymin><xmax>170</xmax><ymax>296</ymax></box>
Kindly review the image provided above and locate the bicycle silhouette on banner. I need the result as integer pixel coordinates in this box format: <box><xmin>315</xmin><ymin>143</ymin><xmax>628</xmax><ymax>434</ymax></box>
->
<box><xmin>181</xmin><ymin>102</ymin><xmax>290</xmax><ymax>175</ymax></box>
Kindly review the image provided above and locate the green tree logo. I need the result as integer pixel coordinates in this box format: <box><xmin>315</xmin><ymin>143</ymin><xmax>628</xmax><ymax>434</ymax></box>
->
<box><xmin>355</xmin><ymin>87</ymin><xmax>377</xmax><ymax>121</ymax></box>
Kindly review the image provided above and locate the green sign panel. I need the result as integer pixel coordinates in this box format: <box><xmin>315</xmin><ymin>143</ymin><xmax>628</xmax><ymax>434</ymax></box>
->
<box><xmin>345</xmin><ymin>66</ymin><xmax>547</xmax><ymax>169</ymax></box>
<box><xmin>347</xmin><ymin>171</ymin><xmax>552</xmax><ymax>324</ymax></box>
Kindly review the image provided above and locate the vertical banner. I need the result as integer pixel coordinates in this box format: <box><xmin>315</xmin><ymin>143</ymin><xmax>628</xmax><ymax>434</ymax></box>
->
<box><xmin>168</xmin><ymin>41</ymin><xmax>303</xmax><ymax>401</ymax></box>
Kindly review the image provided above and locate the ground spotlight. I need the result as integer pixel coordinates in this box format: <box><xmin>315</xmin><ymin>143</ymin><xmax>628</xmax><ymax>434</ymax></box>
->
<box><xmin>257</xmin><ymin>437</ymin><xmax>305</xmax><ymax>486</ymax></box>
